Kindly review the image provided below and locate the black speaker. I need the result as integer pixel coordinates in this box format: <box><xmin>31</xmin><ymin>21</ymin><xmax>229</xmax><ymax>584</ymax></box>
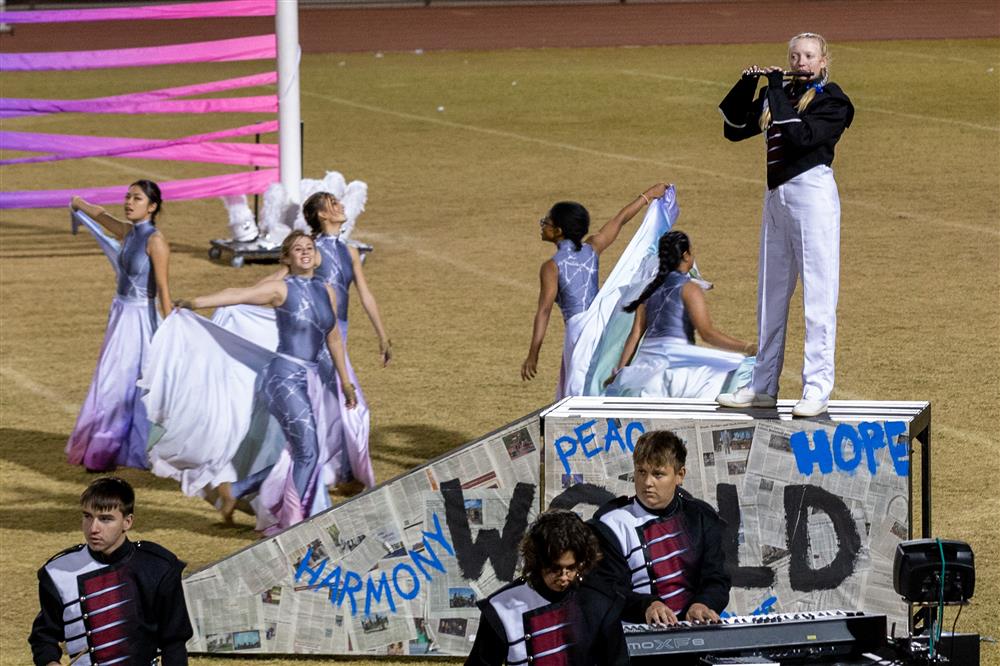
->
<box><xmin>893</xmin><ymin>539</ymin><xmax>975</xmax><ymax>604</ymax></box>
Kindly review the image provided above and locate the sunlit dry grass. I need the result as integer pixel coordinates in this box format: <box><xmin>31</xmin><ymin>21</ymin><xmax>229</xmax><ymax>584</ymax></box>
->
<box><xmin>1</xmin><ymin>38</ymin><xmax>998</xmax><ymax>665</ymax></box>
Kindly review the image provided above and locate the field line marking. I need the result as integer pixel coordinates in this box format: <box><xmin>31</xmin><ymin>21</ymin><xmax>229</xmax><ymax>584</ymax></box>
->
<box><xmin>305</xmin><ymin>90</ymin><xmax>999</xmax><ymax>238</ymax></box>
<box><xmin>619</xmin><ymin>70</ymin><xmax>1000</xmax><ymax>133</ymax></box>
<box><xmin>619</xmin><ymin>70</ymin><xmax>728</xmax><ymax>87</ymax></box>
<box><xmin>359</xmin><ymin>229</ymin><xmax>535</xmax><ymax>293</ymax></box>
<box><xmin>835</xmin><ymin>44</ymin><xmax>985</xmax><ymax>66</ymax></box>
<box><xmin>303</xmin><ymin>90</ymin><xmax>760</xmax><ymax>185</ymax></box>
<box><xmin>846</xmin><ymin>106</ymin><xmax>998</xmax><ymax>133</ymax></box>
<box><xmin>0</xmin><ymin>365</ymin><xmax>80</xmax><ymax>416</ymax></box>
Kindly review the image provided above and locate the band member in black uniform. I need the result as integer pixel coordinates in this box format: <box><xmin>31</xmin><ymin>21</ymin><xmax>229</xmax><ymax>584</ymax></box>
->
<box><xmin>590</xmin><ymin>430</ymin><xmax>730</xmax><ymax>625</ymax></box>
<box><xmin>715</xmin><ymin>32</ymin><xmax>854</xmax><ymax>418</ymax></box>
<box><xmin>29</xmin><ymin>477</ymin><xmax>192</xmax><ymax>665</ymax></box>
<box><xmin>466</xmin><ymin>509</ymin><xmax>628</xmax><ymax>666</ymax></box>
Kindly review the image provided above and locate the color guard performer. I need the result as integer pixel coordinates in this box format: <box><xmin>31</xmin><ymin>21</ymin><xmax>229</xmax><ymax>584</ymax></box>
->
<box><xmin>521</xmin><ymin>184</ymin><xmax>669</xmax><ymax>399</ymax></box>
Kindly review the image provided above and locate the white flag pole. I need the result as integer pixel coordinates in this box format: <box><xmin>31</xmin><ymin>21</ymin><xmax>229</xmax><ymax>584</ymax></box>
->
<box><xmin>276</xmin><ymin>0</ymin><xmax>302</xmax><ymax>204</ymax></box>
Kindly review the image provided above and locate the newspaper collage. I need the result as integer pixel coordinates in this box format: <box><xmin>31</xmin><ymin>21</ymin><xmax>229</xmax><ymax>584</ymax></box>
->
<box><xmin>183</xmin><ymin>415</ymin><xmax>542</xmax><ymax>656</ymax></box>
<box><xmin>184</xmin><ymin>405</ymin><xmax>918</xmax><ymax>656</ymax></box>
<box><xmin>543</xmin><ymin>414</ymin><xmax>912</xmax><ymax>629</ymax></box>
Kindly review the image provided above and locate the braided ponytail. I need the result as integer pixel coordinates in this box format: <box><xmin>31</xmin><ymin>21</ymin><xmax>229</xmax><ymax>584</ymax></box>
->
<box><xmin>623</xmin><ymin>231</ymin><xmax>690</xmax><ymax>313</ymax></box>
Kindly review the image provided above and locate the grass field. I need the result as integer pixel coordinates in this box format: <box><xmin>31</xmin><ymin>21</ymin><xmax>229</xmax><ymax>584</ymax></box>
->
<box><xmin>2</xmin><ymin>38</ymin><xmax>998</xmax><ymax>665</ymax></box>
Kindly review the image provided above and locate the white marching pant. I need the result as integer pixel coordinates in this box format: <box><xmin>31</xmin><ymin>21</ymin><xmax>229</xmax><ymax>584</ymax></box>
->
<box><xmin>750</xmin><ymin>164</ymin><xmax>840</xmax><ymax>402</ymax></box>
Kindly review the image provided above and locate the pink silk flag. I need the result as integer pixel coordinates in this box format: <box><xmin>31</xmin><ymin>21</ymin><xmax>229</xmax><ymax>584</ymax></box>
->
<box><xmin>0</xmin><ymin>169</ymin><xmax>279</xmax><ymax>209</ymax></box>
<box><xmin>1</xmin><ymin>34</ymin><xmax>276</xmax><ymax>71</ymax></box>
<box><xmin>0</xmin><ymin>0</ymin><xmax>275</xmax><ymax>23</ymax></box>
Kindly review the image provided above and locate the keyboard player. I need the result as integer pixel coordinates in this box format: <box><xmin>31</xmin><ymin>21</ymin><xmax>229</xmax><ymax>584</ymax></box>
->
<box><xmin>589</xmin><ymin>429</ymin><xmax>730</xmax><ymax>626</ymax></box>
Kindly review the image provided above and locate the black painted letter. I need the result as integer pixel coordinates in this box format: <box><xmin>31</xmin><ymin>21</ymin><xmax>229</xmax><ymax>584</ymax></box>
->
<box><xmin>717</xmin><ymin>483</ymin><xmax>775</xmax><ymax>588</ymax></box>
<box><xmin>440</xmin><ymin>479</ymin><xmax>535</xmax><ymax>582</ymax></box>
<box><xmin>784</xmin><ymin>484</ymin><xmax>861</xmax><ymax>590</ymax></box>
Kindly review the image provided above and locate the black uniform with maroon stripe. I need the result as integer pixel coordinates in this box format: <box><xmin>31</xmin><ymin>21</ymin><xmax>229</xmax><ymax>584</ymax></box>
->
<box><xmin>466</xmin><ymin>578</ymin><xmax>628</xmax><ymax>666</ymax></box>
<box><xmin>589</xmin><ymin>488</ymin><xmax>729</xmax><ymax>623</ymax></box>
<box><xmin>718</xmin><ymin>73</ymin><xmax>854</xmax><ymax>189</ymax></box>
<box><xmin>29</xmin><ymin>539</ymin><xmax>192</xmax><ymax>666</ymax></box>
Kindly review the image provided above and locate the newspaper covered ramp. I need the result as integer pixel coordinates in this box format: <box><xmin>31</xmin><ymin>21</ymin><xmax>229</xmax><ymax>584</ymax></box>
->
<box><xmin>182</xmin><ymin>398</ymin><xmax>930</xmax><ymax>656</ymax></box>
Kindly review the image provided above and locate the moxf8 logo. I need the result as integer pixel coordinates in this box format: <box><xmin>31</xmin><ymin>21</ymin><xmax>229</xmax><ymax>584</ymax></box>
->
<box><xmin>627</xmin><ymin>637</ymin><xmax>706</xmax><ymax>650</ymax></box>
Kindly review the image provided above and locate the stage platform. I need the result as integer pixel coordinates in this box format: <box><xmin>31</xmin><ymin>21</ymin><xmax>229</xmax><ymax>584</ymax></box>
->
<box><xmin>180</xmin><ymin>397</ymin><xmax>931</xmax><ymax>658</ymax></box>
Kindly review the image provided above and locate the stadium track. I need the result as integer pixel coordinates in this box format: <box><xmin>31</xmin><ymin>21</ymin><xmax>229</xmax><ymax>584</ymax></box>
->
<box><xmin>1</xmin><ymin>0</ymin><xmax>998</xmax><ymax>54</ymax></box>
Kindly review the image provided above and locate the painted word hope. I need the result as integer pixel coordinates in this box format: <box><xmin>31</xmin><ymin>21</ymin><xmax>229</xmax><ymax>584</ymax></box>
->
<box><xmin>294</xmin><ymin>513</ymin><xmax>454</xmax><ymax>617</ymax></box>
<box><xmin>789</xmin><ymin>421</ymin><xmax>909</xmax><ymax>477</ymax></box>
<box><xmin>553</xmin><ymin>419</ymin><xmax>645</xmax><ymax>475</ymax></box>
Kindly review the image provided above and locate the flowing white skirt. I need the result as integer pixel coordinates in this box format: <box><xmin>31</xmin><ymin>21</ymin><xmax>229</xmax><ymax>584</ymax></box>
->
<box><xmin>209</xmin><ymin>304</ymin><xmax>374</xmax><ymax>489</ymax></box>
<box><xmin>606</xmin><ymin>336</ymin><xmax>754</xmax><ymax>399</ymax></box>
<box><xmin>141</xmin><ymin>310</ymin><xmax>363</xmax><ymax>532</ymax></box>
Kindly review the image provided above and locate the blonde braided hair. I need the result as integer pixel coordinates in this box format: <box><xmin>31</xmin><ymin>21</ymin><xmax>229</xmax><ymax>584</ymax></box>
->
<box><xmin>759</xmin><ymin>33</ymin><xmax>830</xmax><ymax>130</ymax></box>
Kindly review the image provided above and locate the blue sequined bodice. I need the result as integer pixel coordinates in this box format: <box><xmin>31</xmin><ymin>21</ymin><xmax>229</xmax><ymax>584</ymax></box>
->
<box><xmin>553</xmin><ymin>240</ymin><xmax>598</xmax><ymax>321</ymax></box>
<box><xmin>275</xmin><ymin>276</ymin><xmax>336</xmax><ymax>362</ymax></box>
<box><xmin>115</xmin><ymin>221</ymin><xmax>157</xmax><ymax>298</ymax></box>
<box><xmin>645</xmin><ymin>272</ymin><xmax>694</xmax><ymax>342</ymax></box>
<box><xmin>313</xmin><ymin>233</ymin><xmax>353</xmax><ymax>322</ymax></box>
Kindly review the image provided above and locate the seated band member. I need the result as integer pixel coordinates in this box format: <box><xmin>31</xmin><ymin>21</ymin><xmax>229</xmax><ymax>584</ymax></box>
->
<box><xmin>589</xmin><ymin>430</ymin><xmax>730</xmax><ymax>625</ymax></box>
<box><xmin>605</xmin><ymin>230</ymin><xmax>755</xmax><ymax>398</ymax></box>
<box><xmin>467</xmin><ymin>510</ymin><xmax>628</xmax><ymax>666</ymax></box>
<box><xmin>29</xmin><ymin>477</ymin><xmax>192</xmax><ymax>665</ymax></box>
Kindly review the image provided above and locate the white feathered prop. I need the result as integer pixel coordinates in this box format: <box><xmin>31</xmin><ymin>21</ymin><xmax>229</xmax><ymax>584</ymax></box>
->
<box><xmin>220</xmin><ymin>171</ymin><xmax>368</xmax><ymax>244</ymax></box>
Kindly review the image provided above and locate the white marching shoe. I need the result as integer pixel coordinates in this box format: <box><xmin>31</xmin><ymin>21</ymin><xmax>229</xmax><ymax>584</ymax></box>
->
<box><xmin>792</xmin><ymin>398</ymin><xmax>829</xmax><ymax>417</ymax></box>
<box><xmin>716</xmin><ymin>387</ymin><xmax>777</xmax><ymax>409</ymax></box>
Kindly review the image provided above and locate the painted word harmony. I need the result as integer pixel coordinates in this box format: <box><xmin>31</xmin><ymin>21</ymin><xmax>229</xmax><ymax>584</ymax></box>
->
<box><xmin>790</xmin><ymin>421</ymin><xmax>909</xmax><ymax>476</ymax></box>
<box><xmin>294</xmin><ymin>513</ymin><xmax>454</xmax><ymax>616</ymax></box>
<box><xmin>553</xmin><ymin>418</ymin><xmax>645</xmax><ymax>475</ymax></box>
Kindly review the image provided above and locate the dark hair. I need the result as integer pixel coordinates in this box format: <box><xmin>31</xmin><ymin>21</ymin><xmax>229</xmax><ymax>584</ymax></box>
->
<box><xmin>130</xmin><ymin>179</ymin><xmax>162</xmax><ymax>224</ymax></box>
<box><xmin>623</xmin><ymin>230</ymin><xmax>691</xmax><ymax>313</ymax></box>
<box><xmin>520</xmin><ymin>509</ymin><xmax>601</xmax><ymax>589</ymax></box>
<box><xmin>548</xmin><ymin>201</ymin><xmax>589</xmax><ymax>251</ymax></box>
<box><xmin>633</xmin><ymin>430</ymin><xmax>687</xmax><ymax>472</ymax></box>
<box><xmin>80</xmin><ymin>477</ymin><xmax>135</xmax><ymax>516</ymax></box>
<box><xmin>301</xmin><ymin>191</ymin><xmax>336</xmax><ymax>235</ymax></box>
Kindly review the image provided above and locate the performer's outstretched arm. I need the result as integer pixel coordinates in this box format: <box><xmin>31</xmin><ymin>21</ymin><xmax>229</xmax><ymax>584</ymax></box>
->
<box><xmin>71</xmin><ymin>196</ymin><xmax>132</xmax><ymax>240</ymax></box>
<box><xmin>586</xmin><ymin>183</ymin><xmax>668</xmax><ymax>255</ymax></box>
<box><xmin>176</xmin><ymin>280</ymin><xmax>285</xmax><ymax>311</ymax></box>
